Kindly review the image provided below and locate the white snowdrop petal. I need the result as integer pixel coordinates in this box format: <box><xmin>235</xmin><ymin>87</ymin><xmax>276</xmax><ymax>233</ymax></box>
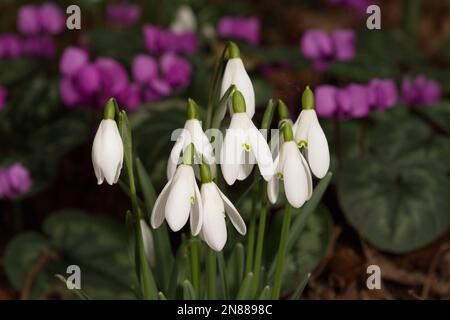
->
<box><xmin>237</xmin><ymin>152</ymin><xmax>254</xmax><ymax>181</ymax></box>
<box><xmin>92</xmin><ymin>120</ymin><xmax>124</xmax><ymax>185</ymax></box>
<box><xmin>307</xmin><ymin>111</ymin><xmax>330</xmax><ymax>179</ymax></box>
<box><xmin>294</xmin><ymin>110</ymin><xmax>311</xmax><ymax>144</ymax></box>
<box><xmin>190</xmin><ymin>181</ymin><xmax>203</xmax><ymax>236</ymax></box>
<box><xmin>151</xmin><ymin>177</ymin><xmax>173</xmax><ymax>229</ymax></box>
<box><xmin>201</xmin><ymin>183</ymin><xmax>227</xmax><ymax>251</ymax></box>
<box><xmin>165</xmin><ymin>165</ymin><xmax>194</xmax><ymax>231</ymax></box>
<box><xmin>283</xmin><ymin>142</ymin><xmax>307</xmax><ymax>208</ymax></box>
<box><xmin>186</xmin><ymin>119</ymin><xmax>215</xmax><ymax>165</ymax></box>
<box><xmin>216</xmin><ymin>184</ymin><xmax>246</xmax><ymax>235</ymax></box>
<box><xmin>220</xmin><ymin>58</ymin><xmax>255</xmax><ymax>119</ymax></box>
<box><xmin>267</xmin><ymin>155</ymin><xmax>280</xmax><ymax>204</ymax></box>
<box><xmin>167</xmin><ymin>129</ymin><xmax>188</xmax><ymax>180</ymax></box>
<box><xmin>300</xmin><ymin>152</ymin><xmax>313</xmax><ymax>200</ymax></box>
<box><xmin>247</xmin><ymin>126</ymin><xmax>274</xmax><ymax>181</ymax></box>
<box><xmin>220</xmin><ymin>115</ymin><xmax>247</xmax><ymax>185</ymax></box>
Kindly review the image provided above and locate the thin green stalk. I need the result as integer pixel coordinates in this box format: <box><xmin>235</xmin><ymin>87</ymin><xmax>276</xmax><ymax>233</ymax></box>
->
<box><xmin>190</xmin><ymin>238</ymin><xmax>200</xmax><ymax>297</ymax></box>
<box><xmin>271</xmin><ymin>204</ymin><xmax>292</xmax><ymax>299</ymax></box>
<box><xmin>205</xmin><ymin>45</ymin><xmax>228</xmax><ymax>129</ymax></box>
<box><xmin>252</xmin><ymin>198</ymin><xmax>268</xmax><ymax>297</ymax></box>
<box><xmin>206</xmin><ymin>248</ymin><xmax>217</xmax><ymax>299</ymax></box>
<box><xmin>245</xmin><ymin>179</ymin><xmax>259</xmax><ymax>274</ymax></box>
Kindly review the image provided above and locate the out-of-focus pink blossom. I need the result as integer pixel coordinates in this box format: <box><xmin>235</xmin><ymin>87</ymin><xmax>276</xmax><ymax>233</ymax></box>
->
<box><xmin>76</xmin><ymin>63</ymin><xmax>101</xmax><ymax>95</ymax></box>
<box><xmin>132</xmin><ymin>54</ymin><xmax>158</xmax><ymax>85</ymax></box>
<box><xmin>143</xmin><ymin>24</ymin><xmax>197</xmax><ymax>55</ymax></box>
<box><xmin>160</xmin><ymin>53</ymin><xmax>192</xmax><ymax>88</ymax></box>
<box><xmin>217</xmin><ymin>16</ymin><xmax>261</xmax><ymax>46</ymax></box>
<box><xmin>300</xmin><ymin>29</ymin><xmax>356</xmax><ymax>71</ymax></box>
<box><xmin>39</xmin><ymin>2</ymin><xmax>65</xmax><ymax>34</ymax></box>
<box><xmin>118</xmin><ymin>83</ymin><xmax>142</xmax><ymax>111</ymax></box>
<box><xmin>106</xmin><ymin>2</ymin><xmax>141</xmax><ymax>26</ymax></box>
<box><xmin>60</xmin><ymin>47</ymin><xmax>89</xmax><ymax>77</ymax></box>
<box><xmin>17</xmin><ymin>5</ymin><xmax>41</xmax><ymax>35</ymax></box>
<box><xmin>368</xmin><ymin>79</ymin><xmax>397</xmax><ymax>110</ymax></box>
<box><xmin>60</xmin><ymin>78</ymin><xmax>83</xmax><ymax>107</ymax></box>
<box><xmin>0</xmin><ymin>163</ymin><xmax>32</xmax><ymax>199</ymax></box>
<box><xmin>0</xmin><ymin>34</ymin><xmax>23</xmax><ymax>59</ymax></box>
<box><xmin>402</xmin><ymin>75</ymin><xmax>441</xmax><ymax>106</ymax></box>
<box><xmin>327</xmin><ymin>0</ymin><xmax>374</xmax><ymax>16</ymax></box>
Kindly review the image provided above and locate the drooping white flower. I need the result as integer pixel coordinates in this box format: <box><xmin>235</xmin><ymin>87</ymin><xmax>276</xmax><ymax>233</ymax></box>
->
<box><xmin>140</xmin><ymin>219</ymin><xmax>155</xmax><ymax>267</ymax></box>
<box><xmin>220</xmin><ymin>91</ymin><xmax>274</xmax><ymax>185</ymax></box>
<box><xmin>292</xmin><ymin>86</ymin><xmax>330</xmax><ymax>179</ymax></box>
<box><xmin>201</xmin><ymin>182</ymin><xmax>246</xmax><ymax>251</ymax></box>
<box><xmin>267</xmin><ymin>123</ymin><xmax>312</xmax><ymax>208</ymax></box>
<box><xmin>197</xmin><ymin>163</ymin><xmax>246</xmax><ymax>251</ymax></box>
<box><xmin>167</xmin><ymin>99</ymin><xmax>215</xmax><ymax>180</ymax></box>
<box><xmin>220</xmin><ymin>42</ymin><xmax>255</xmax><ymax>120</ymax></box>
<box><xmin>152</xmin><ymin>145</ymin><xmax>203</xmax><ymax>235</ymax></box>
<box><xmin>171</xmin><ymin>5</ymin><xmax>197</xmax><ymax>33</ymax></box>
<box><xmin>92</xmin><ymin>99</ymin><xmax>123</xmax><ymax>185</ymax></box>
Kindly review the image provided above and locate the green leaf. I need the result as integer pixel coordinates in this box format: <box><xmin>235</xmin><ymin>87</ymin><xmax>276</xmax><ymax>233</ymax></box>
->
<box><xmin>258</xmin><ymin>285</ymin><xmax>272</xmax><ymax>300</ymax></box>
<box><xmin>236</xmin><ymin>272</ymin><xmax>254</xmax><ymax>300</ymax></box>
<box><xmin>217</xmin><ymin>252</ymin><xmax>229</xmax><ymax>300</ymax></box>
<box><xmin>0</xmin><ymin>58</ymin><xmax>39</xmax><ymax>85</ymax></box>
<box><xmin>226</xmin><ymin>243</ymin><xmax>245</xmax><ymax>298</ymax></box>
<box><xmin>4</xmin><ymin>210</ymin><xmax>137</xmax><ymax>299</ymax></box>
<box><xmin>183</xmin><ymin>280</ymin><xmax>197</xmax><ymax>300</ymax></box>
<box><xmin>135</xmin><ymin>158</ymin><xmax>174</xmax><ymax>293</ymax></box>
<box><xmin>289</xmin><ymin>273</ymin><xmax>311</xmax><ymax>300</ymax></box>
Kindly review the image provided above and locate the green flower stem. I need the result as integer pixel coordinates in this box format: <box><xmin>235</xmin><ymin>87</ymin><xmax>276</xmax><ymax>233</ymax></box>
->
<box><xmin>245</xmin><ymin>180</ymin><xmax>259</xmax><ymax>274</ymax></box>
<box><xmin>190</xmin><ymin>237</ymin><xmax>200</xmax><ymax>297</ymax></box>
<box><xmin>206</xmin><ymin>248</ymin><xmax>217</xmax><ymax>300</ymax></box>
<box><xmin>271</xmin><ymin>204</ymin><xmax>292</xmax><ymax>299</ymax></box>
<box><xmin>118</xmin><ymin>110</ymin><xmax>157</xmax><ymax>300</ymax></box>
<box><xmin>205</xmin><ymin>44</ymin><xmax>228</xmax><ymax>129</ymax></box>
<box><xmin>252</xmin><ymin>194</ymin><xmax>268</xmax><ymax>298</ymax></box>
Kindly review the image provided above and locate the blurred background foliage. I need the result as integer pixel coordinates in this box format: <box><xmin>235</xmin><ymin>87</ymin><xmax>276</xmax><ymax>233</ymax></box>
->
<box><xmin>0</xmin><ymin>0</ymin><xmax>449</xmax><ymax>299</ymax></box>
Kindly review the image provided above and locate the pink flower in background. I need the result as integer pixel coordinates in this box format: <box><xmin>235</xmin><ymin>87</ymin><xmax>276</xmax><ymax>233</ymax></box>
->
<box><xmin>59</xmin><ymin>47</ymin><xmax>89</xmax><ymax>77</ymax></box>
<box><xmin>60</xmin><ymin>78</ymin><xmax>83</xmax><ymax>107</ymax></box>
<box><xmin>132</xmin><ymin>54</ymin><xmax>158</xmax><ymax>85</ymax></box>
<box><xmin>106</xmin><ymin>2</ymin><xmax>141</xmax><ymax>26</ymax></box>
<box><xmin>76</xmin><ymin>63</ymin><xmax>101</xmax><ymax>95</ymax></box>
<box><xmin>402</xmin><ymin>75</ymin><xmax>441</xmax><ymax>106</ymax></box>
<box><xmin>160</xmin><ymin>53</ymin><xmax>192</xmax><ymax>88</ymax></box>
<box><xmin>39</xmin><ymin>2</ymin><xmax>65</xmax><ymax>34</ymax></box>
<box><xmin>18</xmin><ymin>3</ymin><xmax>65</xmax><ymax>35</ymax></box>
<box><xmin>300</xmin><ymin>29</ymin><xmax>356</xmax><ymax>71</ymax></box>
<box><xmin>143</xmin><ymin>24</ymin><xmax>198</xmax><ymax>55</ymax></box>
<box><xmin>95</xmin><ymin>58</ymin><xmax>129</xmax><ymax>97</ymax></box>
<box><xmin>0</xmin><ymin>163</ymin><xmax>32</xmax><ymax>199</ymax></box>
<box><xmin>315</xmin><ymin>79</ymin><xmax>398</xmax><ymax>120</ymax></box>
<box><xmin>117</xmin><ymin>83</ymin><xmax>142</xmax><ymax>111</ymax></box>
<box><xmin>0</xmin><ymin>86</ymin><xmax>7</xmax><ymax>110</ymax></box>
<box><xmin>22</xmin><ymin>35</ymin><xmax>56</xmax><ymax>58</ymax></box>
<box><xmin>0</xmin><ymin>34</ymin><xmax>22</xmax><ymax>59</ymax></box>
<box><xmin>218</xmin><ymin>16</ymin><xmax>261</xmax><ymax>45</ymax></box>
<box><xmin>368</xmin><ymin>79</ymin><xmax>397</xmax><ymax>110</ymax></box>
<box><xmin>17</xmin><ymin>5</ymin><xmax>41</xmax><ymax>35</ymax></box>
<box><xmin>327</xmin><ymin>0</ymin><xmax>374</xmax><ymax>16</ymax></box>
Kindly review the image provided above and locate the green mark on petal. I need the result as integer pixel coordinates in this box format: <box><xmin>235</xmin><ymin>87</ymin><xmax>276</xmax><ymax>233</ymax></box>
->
<box><xmin>298</xmin><ymin>140</ymin><xmax>308</xmax><ymax>148</ymax></box>
<box><xmin>242</xmin><ymin>143</ymin><xmax>250</xmax><ymax>151</ymax></box>
<box><xmin>190</xmin><ymin>196</ymin><xmax>195</xmax><ymax>205</ymax></box>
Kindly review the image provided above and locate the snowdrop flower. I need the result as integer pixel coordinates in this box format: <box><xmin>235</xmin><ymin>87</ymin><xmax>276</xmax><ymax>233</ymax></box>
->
<box><xmin>267</xmin><ymin>122</ymin><xmax>312</xmax><ymax>208</ymax></box>
<box><xmin>171</xmin><ymin>5</ymin><xmax>197</xmax><ymax>33</ymax></box>
<box><xmin>292</xmin><ymin>86</ymin><xmax>330</xmax><ymax>179</ymax></box>
<box><xmin>152</xmin><ymin>144</ymin><xmax>203</xmax><ymax>235</ymax></box>
<box><xmin>140</xmin><ymin>219</ymin><xmax>155</xmax><ymax>267</ymax></box>
<box><xmin>199</xmin><ymin>163</ymin><xmax>246</xmax><ymax>251</ymax></box>
<box><xmin>220</xmin><ymin>42</ymin><xmax>255</xmax><ymax>120</ymax></box>
<box><xmin>167</xmin><ymin>99</ymin><xmax>215</xmax><ymax>180</ymax></box>
<box><xmin>220</xmin><ymin>90</ymin><xmax>274</xmax><ymax>185</ymax></box>
<box><xmin>92</xmin><ymin>98</ymin><xmax>124</xmax><ymax>185</ymax></box>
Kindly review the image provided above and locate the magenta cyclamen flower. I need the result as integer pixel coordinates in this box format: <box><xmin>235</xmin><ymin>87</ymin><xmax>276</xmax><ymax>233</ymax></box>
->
<box><xmin>17</xmin><ymin>3</ymin><xmax>65</xmax><ymax>35</ymax></box>
<box><xmin>327</xmin><ymin>0</ymin><xmax>373</xmax><ymax>16</ymax></box>
<box><xmin>143</xmin><ymin>24</ymin><xmax>197</xmax><ymax>55</ymax></box>
<box><xmin>0</xmin><ymin>164</ymin><xmax>32</xmax><ymax>199</ymax></box>
<box><xmin>132</xmin><ymin>54</ymin><xmax>158</xmax><ymax>85</ymax></box>
<box><xmin>17</xmin><ymin>5</ymin><xmax>41</xmax><ymax>35</ymax></box>
<box><xmin>315</xmin><ymin>79</ymin><xmax>398</xmax><ymax>119</ymax></box>
<box><xmin>160</xmin><ymin>53</ymin><xmax>192</xmax><ymax>88</ymax></box>
<box><xmin>106</xmin><ymin>2</ymin><xmax>141</xmax><ymax>26</ymax></box>
<box><xmin>0</xmin><ymin>34</ymin><xmax>23</xmax><ymax>59</ymax></box>
<box><xmin>301</xmin><ymin>29</ymin><xmax>356</xmax><ymax>71</ymax></box>
<box><xmin>217</xmin><ymin>16</ymin><xmax>261</xmax><ymax>46</ymax></box>
<box><xmin>0</xmin><ymin>86</ymin><xmax>7</xmax><ymax>110</ymax></box>
<box><xmin>402</xmin><ymin>75</ymin><xmax>441</xmax><ymax>106</ymax></box>
<box><xmin>59</xmin><ymin>47</ymin><xmax>89</xmax><ymax>77</ymax></box>
<box><xmin>39</xmin><ymin>2</ymin><xmax>65</xmax><ymax>34</ymax></box>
